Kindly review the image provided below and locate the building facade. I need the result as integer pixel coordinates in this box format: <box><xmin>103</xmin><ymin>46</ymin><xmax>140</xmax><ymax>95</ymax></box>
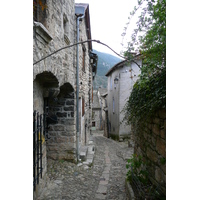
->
<box><xmin>33</xmin><ymin>1</ymin><xmax>97</xmax><ymax>198</ymax></box>
<box><xmin>105</xmin><ymin>58</ymin><xmax>141</xmax><ymax>141</ymax></box>
<box><xmin>91</xmin><ymin>90</ymin><xmax>101</xmax><ymax>130</ymax></box>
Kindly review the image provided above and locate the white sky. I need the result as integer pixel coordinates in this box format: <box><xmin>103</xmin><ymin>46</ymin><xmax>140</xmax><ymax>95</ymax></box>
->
<box><xmin>75</xmin><ymin>0</ymin><xmax>138</xmax><ymax>57</ymax></box>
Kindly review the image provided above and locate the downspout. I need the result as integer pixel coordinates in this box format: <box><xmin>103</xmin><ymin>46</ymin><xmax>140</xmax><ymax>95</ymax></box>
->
<box><xmin>76</xmin><ymin>13</ymin><xmax>85</xmax><ymax>163</ymax></box>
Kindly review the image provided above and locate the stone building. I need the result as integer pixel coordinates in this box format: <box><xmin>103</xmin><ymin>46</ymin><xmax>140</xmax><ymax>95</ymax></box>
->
<box><xmin>33</xmin><ymin>1</ymin><xmax>97</xmax><ymax>198</ymax></box>
<box><xmin>105</xmin><ymin>57</ymin><xmax>141</xmax><ymax>141</ymax></box>
<box><xmin>91</xmin><ymin>90</ymin><xmax>101</xmax><ymax>130</ymax></box>
<box><xmin>99</xmin><ymin>90</ymin><xmax>109</xmax><ymax>137</ymax></box>
<box><xmin>91</xmin><ymin>88</ymin><xmax>107</xmax><ymax>131</ymax></box>
<box><xmin>97</xmin><ymin>88</ymin><xmax>107</xmax><ymax>129</ymax></box>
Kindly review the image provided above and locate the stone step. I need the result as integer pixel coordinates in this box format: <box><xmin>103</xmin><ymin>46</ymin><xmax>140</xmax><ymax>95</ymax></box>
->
<box><xmin>86</xmin><ymin>144</ymin><xmax>95</xmax><ymax>165</ymax></box>
<box><xmin>79</xmin><ymin>146</ymin><xmax>88</xmax><ymax>161</ymax></box>
<box><xmin>79</xmin><ymin>142</ymin><xmax>95</xmax><ymax>165</ymax></box>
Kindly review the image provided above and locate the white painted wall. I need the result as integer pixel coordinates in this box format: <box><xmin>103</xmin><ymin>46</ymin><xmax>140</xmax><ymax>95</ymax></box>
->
<box><xmin>107</xmin><ymin>60</ymin><xmax>141</xmax><ymax>140</ymax></box>
<box><xmin>119</xmin><ymin>62</ymin><xmax>141</xmax><ymax>137</ymax></box>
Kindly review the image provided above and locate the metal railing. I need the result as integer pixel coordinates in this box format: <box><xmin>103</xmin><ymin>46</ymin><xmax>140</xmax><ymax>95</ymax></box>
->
<box><xmin>33</xmin><ymin>111</ymin><xmax>43</xmax><ymax>191</ymax></box>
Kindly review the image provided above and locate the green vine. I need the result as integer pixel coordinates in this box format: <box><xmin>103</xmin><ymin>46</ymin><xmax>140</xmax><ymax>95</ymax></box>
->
<box><xmin>126</xmin><ymin>154</ymin><xmax>166</xmax><ymax>199</ymax></box>
<box><xmin>126</xmin><ymin>154</ymin><xmax>149</xmax><ymax>185</ymax></box>
<box><xmin>122</xmin><ymin>0</ymin><xmax>166</xmax><ymax>125</ymax></box>
<box><xmin>125</xmin><ymin>67</ymin><xmax>166</xmax><ymax>125</ymax></box>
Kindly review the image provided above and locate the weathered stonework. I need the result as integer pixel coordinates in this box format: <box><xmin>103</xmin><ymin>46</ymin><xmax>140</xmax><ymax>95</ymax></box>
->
<box><xmin>33</xmin><ymin>1</ymin><xmax>96</xmax><ymax>199</ymax></box>
<box><xmin>131</xmin><ymin>109</ymin><xmax>166</xmax><ymax>194</ymax></box>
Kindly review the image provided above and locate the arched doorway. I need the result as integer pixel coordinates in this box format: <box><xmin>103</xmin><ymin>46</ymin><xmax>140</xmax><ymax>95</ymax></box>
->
<box><xmin>47</xmin><ymin>82</ymin><xmax>76</xmax><ymax>162</ymax></box>
<box><xmin>33</xmin><ymin>71</ymin><xmax>59</xmax><ymax>191</ymax></box>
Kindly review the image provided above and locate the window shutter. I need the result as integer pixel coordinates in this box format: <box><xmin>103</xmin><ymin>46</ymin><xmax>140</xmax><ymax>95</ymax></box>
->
<box><xmin>82</xmin><ymin>98</ymin><xmax>85</xmax><ymax>116</ymax></box>
<box><xmin>82</xmin><ymin>46</ymin><xmax>86</xmax><ymax>72</ymax></box>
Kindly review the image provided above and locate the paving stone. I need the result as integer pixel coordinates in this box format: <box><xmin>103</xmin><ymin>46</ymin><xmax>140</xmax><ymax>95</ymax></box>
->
<box><xmin>95</xmin><ymin>193</ymin><xmax>106</xmax><ymax>199</ymax></box>
<box><xmin>96</xmin><ymin>184</ymin><xmax>107</xmax><ymax>194</ymax></box>
<box><xmin>99</xmin><ymin>180</ymin><xmax>108</xmax><ymax>185</ymax></box>
<box><xmin>37</xmin><ymin>130</ymin><xmax>133</xmax><ymax>200</ymax></box>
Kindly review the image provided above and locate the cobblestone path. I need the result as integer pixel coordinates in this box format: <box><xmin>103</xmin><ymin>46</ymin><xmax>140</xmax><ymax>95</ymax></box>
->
<box><xmin>38</xmin><ymin>131</ymin><xmax>134</xmax><ymax>200</ymax></box>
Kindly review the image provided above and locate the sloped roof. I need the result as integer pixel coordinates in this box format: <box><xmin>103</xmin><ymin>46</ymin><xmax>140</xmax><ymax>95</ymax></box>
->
<box><xmin>75</xmin><ymin>3</ymin><xmax>92</xmax><ymax>50</ymax></box>
<box><xmin>105</xmin><ymin>60</ymin><xmax>127</xmax><ymax>77</ymax></box>
<box><xmin>105</xmin><ymin>54</ymin><xmax>141</xmax><ymax>77</ymax></box>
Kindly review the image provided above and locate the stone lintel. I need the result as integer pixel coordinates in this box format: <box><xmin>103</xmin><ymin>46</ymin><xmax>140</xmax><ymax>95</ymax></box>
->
<box><xmin>34</xmin><ymin>21</ymin><xmax>53</xmax><ymax>43</ymax></box>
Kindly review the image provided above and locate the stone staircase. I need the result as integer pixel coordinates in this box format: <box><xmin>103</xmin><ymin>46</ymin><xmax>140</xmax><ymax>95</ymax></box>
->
<box><xmin>78</xmin><ymin>136</ymin><xmax>95</xmax><ymax>168</ymax></box>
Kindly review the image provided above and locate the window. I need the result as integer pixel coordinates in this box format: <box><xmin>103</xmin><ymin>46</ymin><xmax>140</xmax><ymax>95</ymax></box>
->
<box><xmin>33</xmin><ymin>0</ymin><xmax>47</xmax><ymax>27</ymax></box>
<box><xmin>92</xmin><ymin>122</ymin><xmax>95</xmax><ymax>127</ymax></box>
<box><xmin>82</xmin><ymin>97</ymin><xmax>85</xmax><ymax>116</ymax></box>
<box><xmin>82</xmin><ymin>45</ymin><xmax>86</xmax><ymax>72</ymax></box>
<box><xmin>63</xmin><ymin>14</ymin><xmax>70</xmax><ymax>44</ymax></box>
<box><xmin>110</xmin><ymin>76</ymin><xmax>112</xmax><ymax>90</ymax></box>
<box><xmin>92</xmin><ymin>111</ymin><xmax>95</xmax><ymax>119</ymax></box>
<box><xmin>113</xmin><ymin>98</ymin><xmax>115</xmax><ymax>113</ymax></box>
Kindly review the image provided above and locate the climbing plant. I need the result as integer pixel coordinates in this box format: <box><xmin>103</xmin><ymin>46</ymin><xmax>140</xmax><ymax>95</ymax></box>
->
<box><xmin>125</xmin><ymin>68</ymin><xmax>166</xmax><ymax>124</ymax></box>
<box><xmin>126</xmin><ymin>154</ymin><xmax>148</xmax><ymax>185</ymax></box>
<box><xmin>122</xmin><ymin>0</ymin><xmax>166</xmax><ymax>124</ymax></box>
<box><xmin>122</xmin><ymin>0</ymin><xmax>166</xmax><ymax>72</ymax></box>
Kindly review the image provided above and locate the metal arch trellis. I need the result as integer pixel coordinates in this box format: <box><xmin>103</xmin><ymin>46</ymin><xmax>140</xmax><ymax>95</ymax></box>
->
<box><xmin>33</xmin><ymin>39</ymin><xmax>141</xmax><ymax>69</ymax></box>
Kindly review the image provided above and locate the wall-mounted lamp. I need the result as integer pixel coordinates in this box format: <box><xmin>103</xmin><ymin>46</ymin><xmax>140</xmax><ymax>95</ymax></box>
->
<box><xmin>114</xmin><ymin>77</ymin><xmax>119</xmax><ymax>89</ymax></box>
<box><xmin>114</xmin><ymin>77</ymin><xmax>119</xmax><ymax>85</ymax></box>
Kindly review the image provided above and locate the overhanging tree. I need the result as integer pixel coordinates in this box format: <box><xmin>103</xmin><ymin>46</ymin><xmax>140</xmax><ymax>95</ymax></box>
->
<box><xmin>122</xmin><ymin>0</ymin><xmax>166</xmax><ymax>124</ymax></box>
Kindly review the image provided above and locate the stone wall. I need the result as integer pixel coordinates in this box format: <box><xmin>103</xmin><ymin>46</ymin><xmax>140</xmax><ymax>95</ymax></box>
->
<box><xmin>33</xmin><ymin>1</ymin><xmax>94</xmax><ymax>199</ymax></box>
<box><xmin>78</xmin><ymin>15</ymin><xmax>93</xmax><ymax>145</ymax></box>
<box><xmin>132</xmin><ymin>109</ymin><xmax>166</xmax><ymax>193</ymax></box>
<box><xmin>33</xmin><ymin>0</ymin><xmax>76</xmax><ymax>87</ymax></box>
<box><xmin>47</xmin><ymin>84</ymin><xmax>76</xmax><ymax>162</ymax></box>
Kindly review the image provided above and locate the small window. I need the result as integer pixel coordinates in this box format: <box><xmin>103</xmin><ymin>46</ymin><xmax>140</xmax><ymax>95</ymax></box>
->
<box><xmin>113</xmin><ymin>98</ymin><xmax>115</xmax><ymax>113</ymax></box>
<box><xmin>82</xmin><ymin>97</ymin><xmax>85</xmax><ymax>116</ymax></box>
<box><xmin>63</xmin><ymin>14</ymin><xmax>70</xmax><ymax>44</ymax></box>
<box><xmin>82</xmin><ymin>45</ymin><xmax>86</xmax><ymax>72</ymax></box>
<box><xmin>110</xmin><ymin>76</ymin><xmax>112</xmax><ymax>90</ymax></box>
<box><xmin>92</xmin><ymin>111</ymin><xmax>95</xmax><ymax>119</ymax></box>
<box><xmin>92</xmin><ymin>122</ymin><xmax>95</xmax><ymax>127</ymax></box>
<box><xmin>33</xmin><ymin>0</ymin><xmax>47</xmax><ymax>27</ymax></box>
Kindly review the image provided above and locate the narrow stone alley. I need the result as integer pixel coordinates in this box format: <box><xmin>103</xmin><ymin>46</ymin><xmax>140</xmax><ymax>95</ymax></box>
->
<box><xmin>37</xmin><ymin>131</ymin><xmax>134</xmax><ymax>200</ymax></box>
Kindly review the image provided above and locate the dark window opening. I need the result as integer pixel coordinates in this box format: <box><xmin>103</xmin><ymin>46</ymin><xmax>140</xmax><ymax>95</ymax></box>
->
<box><xmin>82</xmin><ymin>45</ymin><xmax>86</xmax><ymax>72</ymax></box>
<box><xmin>82</xmin><ymin>97</ymin><xmax>85</xmax><ymax>117</ymax></box>
<box><xmin>33</xmin><ymin>0</ymin><xmax>47</xmax><ymax>27</ymax></box>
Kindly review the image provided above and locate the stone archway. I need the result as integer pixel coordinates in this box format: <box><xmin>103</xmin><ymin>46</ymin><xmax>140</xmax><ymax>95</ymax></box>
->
<box><xmin>33</xmin><ymin>71</ymin><xmax>60</xmax><ymax>114</ymax></box>
<box><xmin>33</xmin><ymin>71</ymin><xmax>60</xmax><ymax>194</ymax></box>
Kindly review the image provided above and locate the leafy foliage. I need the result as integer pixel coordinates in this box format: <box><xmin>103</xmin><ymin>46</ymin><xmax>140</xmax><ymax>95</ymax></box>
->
<box><xmin>122</xmin><ymin>0</ymin><xmax>166</xmax><ymax>124</ymax></box>
<box><xmin>126</xmin><ymin>154</ymin><xmax>166</xmax><ymax>199</ymax></box>
<box><xmin>126</xmin><ymin>154</ymin><xmax>149</xmax><ymax>185</ymax></box>
<box><xmin>122</xmin><ymin>0</ymin><xmax>166</xmax><ymax>73</ymax></box>
<box><xmin>125</xmin><ymin>68</ymin><xmax>166</xmax><ymax>124</ymax></box>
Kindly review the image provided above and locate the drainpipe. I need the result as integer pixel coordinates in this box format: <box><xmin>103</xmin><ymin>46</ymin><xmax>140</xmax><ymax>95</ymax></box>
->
<box><xmin>76</xmin><ymin>13</ymin><xmax>85</xmax><ymax>163</ymax></box>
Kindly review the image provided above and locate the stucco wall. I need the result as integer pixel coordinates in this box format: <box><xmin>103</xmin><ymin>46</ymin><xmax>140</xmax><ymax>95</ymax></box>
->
<box><xmin>107</xmin><ymin>71</ymin><xmax>119</xmax><ymax>140</ymax></box>
<box><xmin>119</xmin><ymin>62</ymin><xmax>141</xmax><ymax>138</ymax></box>
<box><xmin>107</xmin><ymin>61</ymin><xmax>141</xmax><ymax>140</ymax></box>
